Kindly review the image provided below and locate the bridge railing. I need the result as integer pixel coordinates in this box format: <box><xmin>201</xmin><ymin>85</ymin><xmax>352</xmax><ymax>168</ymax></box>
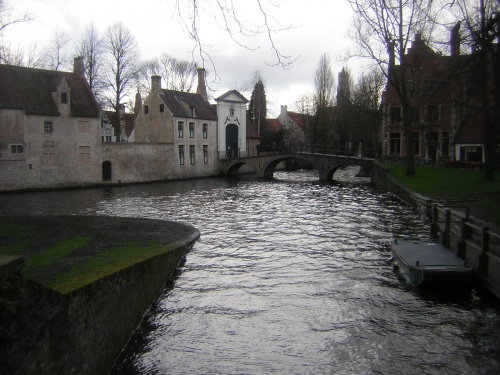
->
<box><xmin>219</xmin><ymin>145</ymin><xmax>379</xmax><ymax>160</ymax></box>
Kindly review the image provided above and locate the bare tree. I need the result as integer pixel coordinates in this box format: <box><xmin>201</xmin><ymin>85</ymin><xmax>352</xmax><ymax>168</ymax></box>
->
<box><xmin>75</xmin><ymin>22</ymin><xmax>106</xmax><ymax>104</ymax></box>
<box><xmin>103</xmin><ymin>22</ymin><xmax>140</xmax><ymax>142</ymax></box>
<box><xmin>43</xmin><ymin>29</ymin><xmax>71</xmax><ymax>71</ymax></box>
<box><xmin>0</xmin><ymin>40</ymin><xmax>42</xmax><ymax>66</ymax></box>
<box><xmin>137</xmin><ymin>53</ymin><xmax>197</xmax><ymax>93</ymax></box>
<box><xmin>352</xmin><ymin>67</ymin><xmax>385</xmax><ymax>110</ymax></box>
<box><xmin>313</xmin><ymin>53</ymin><xmax>335</xmax><ymax>150</ymax></box>
<box><xmin>347</xmin><ymin>0</ymin><xmax>440</xmax><ymax>175</ymax></box>
<box><xmin>293</xmin><ymin>92</ymin><xmax>315</xmax><ymax>150</ymax></box>
<box><xmin>0</xmin><ymin>0</ymin><xmax>32</xmax><ymax>33</ymax></box>
<box><xmin>450</xmin><ymin>0</ymin><xmax>500</xmax><ymax>180</ymax></box>
<box><xmin>168</xmin><ymin>0</ymin><xmax>294</xmax><ymax>76</ymax></box>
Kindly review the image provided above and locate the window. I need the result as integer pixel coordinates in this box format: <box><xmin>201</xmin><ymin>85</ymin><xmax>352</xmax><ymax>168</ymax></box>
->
<box><xmin>426</xmin><ymin>105</ymin><xmax>439</xmax><ymax>123</ymax></box>
<box><xmin>203</xmin><ymin>123</ymin><xmax>208</xmax><ymax>139</ymax></box>
<box><xmin>390</xmin><ymin>107</ymin><xmax>401</xmax><ymax>125</ymax></box>
<box><xmin>61</xmin><ymin>92</ymin><xmax>67</xmax><ymax>104</ymax></box>
<box><xmin>178</xmin><ymin>122</ymin><xmax>184</xmax><ymax>138</ymax></box>
<box><xmin>203</xmin><ymin>145</ymin><xmax>208</xmax><ymax>164</ymax></box>
<box><xmin>441</xmin><ymin>132</ymin><xmax>449</xmax><ymax>156</ymax></box>
<box><xmin>10</xmin><ymin>144</ymin><xmax>23</xmax><ymax>154</ymax></box>
<box><xmin>160</xmin><ymin>104</ymin><xmax>164</xmax><ymax>112</ymax></box>
<box><xmin>189</xmin><ymin>122</ymin><xmax>195</xmax><ymax>138</ymax></box>
<box><xmin>42</xmin><ymin>142</ymin><xmax>56</xmax><ymax>166</ymax></box>
<box><xmin>426</xmin><ymin>132</ymin><xmax>438</xmax><ymax>145</ymax></box>
<box><xmin>389</xmin><ymin>133</ymin><xmax>400</xmax><ymax>156</ymax></box>
<box><xmin>144</xmin><ymin>105</ymin><xmax>149</xmax><ymax>114</ymax></box>
<box><xmin>102</xmin><ymin>135</ymin><xmax>112</xmax><ymax>142</ymax></box>
<box><xmin>189</xmin><ymin>145</ymin><xmax>195</xmax><ymax>165</ymax></box>
<box><xmin>230</xmin><ymin>105</ymin><xmax>234</xmax><ymax>116</ymax></box>
<box><xmin>412</xmin><ymin>132</ymin><xmax>420</xmax><ymax>156</ymax></box>
<box><xmin>78</xmin><ymin>146</ymin><xmax>91</xmax><ymax>166</ymax></box>
<box><xmin>179</xmin><ymin>145</ymin><xmax>185</xmax><ymax>165</ymax></box>
<box><xmin>44</xmin><ymin>121</ymin><xmax>53</xmax><ymax>133</ymax></box>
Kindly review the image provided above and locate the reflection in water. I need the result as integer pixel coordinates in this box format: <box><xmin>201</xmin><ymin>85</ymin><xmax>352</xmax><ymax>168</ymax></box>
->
<box><xmin>1</xmin><ymin>169</ymin><xmax>499</xmax><ymax>374</ymax></box>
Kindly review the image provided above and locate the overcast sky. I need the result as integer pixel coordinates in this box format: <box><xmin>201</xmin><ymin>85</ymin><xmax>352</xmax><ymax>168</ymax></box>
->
<box><xmin>4</xmin><ymin>0</ymin><xmax>363</xmax><ymax>117</ymax></box>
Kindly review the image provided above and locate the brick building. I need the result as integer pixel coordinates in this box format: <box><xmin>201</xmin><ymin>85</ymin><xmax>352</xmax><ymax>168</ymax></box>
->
<box><xmin>381</xmin><ymin>29</ymin><xmax>498</xmax><ymax>165</ymax></box>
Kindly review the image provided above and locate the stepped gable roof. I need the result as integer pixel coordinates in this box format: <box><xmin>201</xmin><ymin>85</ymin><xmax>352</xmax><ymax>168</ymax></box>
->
<box><xmin>160</xmin><ymin>89</ymin><xmax>217</xmax><ymax>121</ymax></box>
<box><xmin>0</xmin><ymin>64</ymin><xmax>100</xmax><ymax>118</ymax></box>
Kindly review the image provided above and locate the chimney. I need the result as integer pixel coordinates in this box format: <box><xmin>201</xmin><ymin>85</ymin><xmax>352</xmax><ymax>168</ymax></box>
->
<box><xmin>134</xmin><ymin>89</ymin><xmax>142</xmax><ymax>117</ymax></box>
<box><xmin>450</xmin><ymin>22</ymin><xmax>461</xmax><ymax>56</ymax></box>
<box><xmin>196</xmin><ymin>68</ymin><xmax>208</xmax><ymax>102</ymax></box>
<box><xmin>151</xmin><ymin>75</ymin><xmax>162</xmax><ymax>92</ymax></box>
<box><xmin>388</xmin><ymin>41</ymin><xmax>395</xmax><ymax>77</ymax></box>
<box><xmin>280</xmin><ymin>105</ymin><xmax>288</xmax><ymax>123</ymax></box>
<box><xmin>74</xmin><ymin>56</ymin><xmax>85</xmax><ymax>77</ymax></box>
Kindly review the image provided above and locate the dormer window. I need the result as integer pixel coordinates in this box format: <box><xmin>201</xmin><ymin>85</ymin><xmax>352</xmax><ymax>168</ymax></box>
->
<box><xmin>160</xmin><ymin>104</ymin><xmax>164</xmax><ymax>112</ymax></box>
<box><xmin>61</xmin><ymin>92</ymin><xmax>68</xmax><ymax>104</ymax></box>
<box><xmin>191</xmin><ymin>107</ymin><xmax>196</xmax><ymax>117</ymax></box>
<box><xmin>229</xmin><ymin>105</ymin><xmax>234</xmax><ymax>116</ymax></box>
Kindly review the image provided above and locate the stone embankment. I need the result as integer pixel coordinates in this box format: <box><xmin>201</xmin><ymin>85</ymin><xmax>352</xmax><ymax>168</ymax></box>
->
<box><xmin>0</xmin><ymin>216</ymin><xmax>200</xmax><ymax>375</ymax></box>
<box><xmin>371</xmin><ymin>162</ymin><xmax>500</xmax><ymax>298</ymax></box>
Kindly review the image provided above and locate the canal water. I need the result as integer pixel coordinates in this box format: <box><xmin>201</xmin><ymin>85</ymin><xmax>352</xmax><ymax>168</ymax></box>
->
<box><xmin>1</xmin><ymin>169</ymin><xmax>499</xmax><ymax>374</ymax></box>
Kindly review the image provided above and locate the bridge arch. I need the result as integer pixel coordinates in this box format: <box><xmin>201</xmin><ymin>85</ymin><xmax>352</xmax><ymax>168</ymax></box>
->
<box><xmin>219</xmin><ymin>152</ymin><xmax>374</xmax><ymax>181</ymax></box>
<box><xmin>261</xmin><ymin>156</ymin><xmax>318</xmax><ymax>178</ymax></box>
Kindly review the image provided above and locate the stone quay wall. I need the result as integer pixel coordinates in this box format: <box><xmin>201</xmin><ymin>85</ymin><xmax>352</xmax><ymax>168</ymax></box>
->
<box><xmin>0</xmin><ymin>222</ymin><xmax>200</xmax><ymax>375</ymax></box>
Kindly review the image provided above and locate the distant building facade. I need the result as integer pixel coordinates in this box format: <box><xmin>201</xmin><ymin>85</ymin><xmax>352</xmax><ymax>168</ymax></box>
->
<box><xmin>215</xmin><ymin>90</ymin><xmax>249</xmax><ymax>158</ymax></box>
<box><xmin>0</xmin><ymin>58</ymin><xmax>101</xmax><ymax>190</ymax></box>
<box><xmin>134</xmin><ymin>69</ymin><xmax>219</xmax><ymax>179</ymax></box>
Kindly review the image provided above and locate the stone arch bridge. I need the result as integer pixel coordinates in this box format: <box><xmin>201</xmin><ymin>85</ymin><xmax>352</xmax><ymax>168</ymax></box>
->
<box><xmin>218</xmin><ymin>152</ymin><xmax>375</xmax><ymax>180</ymax></box>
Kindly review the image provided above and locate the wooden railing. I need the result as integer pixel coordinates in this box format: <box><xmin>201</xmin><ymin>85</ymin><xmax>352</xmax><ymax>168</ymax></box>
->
<box><xmin>430</xmin><ymin>203</ymin><xmax>500</xmax><ymax>276</ymax></box>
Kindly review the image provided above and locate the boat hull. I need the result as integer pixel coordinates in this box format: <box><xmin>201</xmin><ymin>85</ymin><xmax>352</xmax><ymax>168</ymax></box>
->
<box><xmin>390</xmin><ymin>239</ymin><xmax>472</xmax><ymax>287</ymax></box>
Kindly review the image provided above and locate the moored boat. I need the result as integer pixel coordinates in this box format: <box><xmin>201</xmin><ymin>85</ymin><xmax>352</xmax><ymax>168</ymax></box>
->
<box><xmin>390</xmin><ymin>238</ymin><xmax>473</xmax><ymax>286</ymax></box>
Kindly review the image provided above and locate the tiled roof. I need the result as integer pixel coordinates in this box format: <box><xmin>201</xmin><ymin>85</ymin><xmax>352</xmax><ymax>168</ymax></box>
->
<box><xmin>265</xmin><ymin>118</ymin><xmax>282</xmax><ymax>133</ymax></box>
<box><xmin>160</xmin><ymin>89</ymin><xmax>217</xmax><ymax>121</ymax></box>
<box><xmin>287</xmin><ymin>111</ymin><xmax>312</xmax><ymax>133</ymax></box>
<box><xmin>246</xmin><ymin>114</ymin><xmax>260</xmax><ymax>139</ymax></box>
<box><xmin>0</xmin><ymin>64</ymin><xmax>100</xmax><ymax>118</ymax></box>
<box><xmin>104</xmin><ymin>110</ymin><xmax>136</xmax><ymax>137</ymax></box>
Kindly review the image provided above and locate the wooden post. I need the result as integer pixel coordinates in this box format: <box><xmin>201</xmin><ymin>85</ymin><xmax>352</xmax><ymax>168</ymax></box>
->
<box><xmin>442</xmin><ymin>209</ymin><xmax>451</xmax><ymax>248</ymax></box>
<box><xmin>430</xmin><ymin>203</ymin><xmax>438</xmax><ymax>239</ymax></box>
<box><xmin>478</xmin><ymin>226</ymin><xmax>489</xmax><ymax>274</ymax></box>
<box><xmin>457</xmin><ymin>217</ymin><xmax>468</xmax><ymax>260</ymax></box>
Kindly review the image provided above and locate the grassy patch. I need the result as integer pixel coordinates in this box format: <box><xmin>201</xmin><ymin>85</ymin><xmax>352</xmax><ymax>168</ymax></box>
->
<box><xmin>385</xmin><ymin>164</ymin><xmax>500</xmax><ymax>225</ymax></box>
<box><xmin>49</xmin><ymin>241</ymin><xmax>174</xmax><ymax>294</ymax></box>
<box><xmin>23</xmin><ymin>236</ymin><xmax>90</xmax><ymax>276</ymax></box>
<box><xmin>385</xmin><ymin>164</ymin><xmax>500</xmax><ymax>197</ymax></box>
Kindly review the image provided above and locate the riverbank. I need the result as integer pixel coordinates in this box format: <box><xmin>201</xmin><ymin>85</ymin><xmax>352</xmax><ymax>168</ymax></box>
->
<box><xmin>0</xmin><ymin>215</ymin><xmax>200</xmax><ymax>375</ymax></box>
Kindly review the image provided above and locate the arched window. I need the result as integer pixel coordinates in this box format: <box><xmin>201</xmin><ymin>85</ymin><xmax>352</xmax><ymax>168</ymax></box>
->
<box><xmin>189</xmin><ymin>122</ymin><xmax>195</xmax><ymax>138</ymax></box>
